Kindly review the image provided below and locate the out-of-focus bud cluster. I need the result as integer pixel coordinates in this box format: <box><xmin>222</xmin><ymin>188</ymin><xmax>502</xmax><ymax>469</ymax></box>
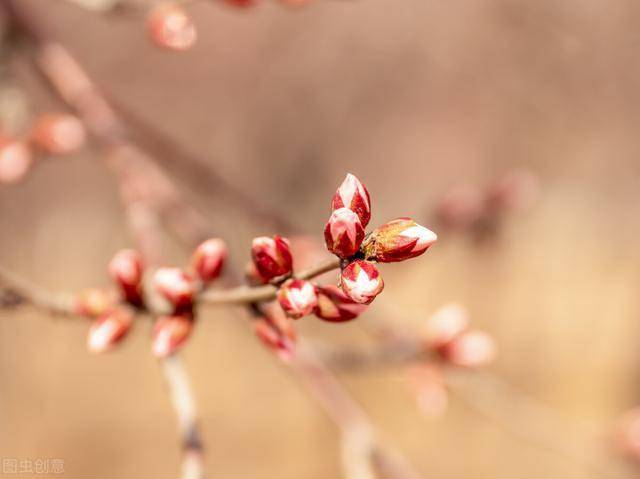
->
<box><xmin>435</xmin><ymin>169</ymin><xmax>539</xmax><ymax>239</ymax></box>
<box><xmin>0</xmin><ymin>112</ymin><xmax>86</xmax><ymax>185</ymax></box>
<box><xmin>253</xmin><ymin>302</ymin><xmax>297</xmax><ymax>361</ymax></box>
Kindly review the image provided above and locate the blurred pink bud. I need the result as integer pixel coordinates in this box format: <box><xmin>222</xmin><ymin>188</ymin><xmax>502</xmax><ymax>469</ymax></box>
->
<box><xmin>0</xmin><ymin>137</ymin><xmax>33</xmax><ymax>184</ymax></box>
<box><xmin>190</xmin><ymin>238</ymin><xmax>227</xmax><ymax>283</ymax></box>
<box><xmin>324</xmin><ymin>207</ymin><xmax>365</xmax><ymax>259</ymax></box>
<box><xmin>224</xmin><ymin>0</ymin><xmax>258</xmax><ymax>7</ymax></box>
<box><xmin>422</xmin><ymin>303</ymin><xmax>469</xmax><ymax>348</ymax></box>
<box><xmin>314</xmin><ymin>285</ymin><xmax>368</xmax><ymax>322</ymax></box>
<box><xmin>331</xmin><ymin>173</ymin><xmax>371</xmax><ymax>227</ymax></box>
<box><xmin>441</xmin><ymin>330</ymin><xmax>496</xmax><ymax>367</ymax></box>
<box><xmin>251</xmin><ymin>235</ymin><xmax>293</xmax><ymax>282</ymax></box>
<box><xmin>277</xmin><ymin>279</ymin><xmax>318</xmax><ymax>319</ymax></box>
<box><xmin>615</xmin><ymin>408</ymin><xmax>640</xmax><ymax>463</ymax></box>
<box><xmin>407</xmin><ymin>365</ymin><xmax>449</xmax><ymax>418</ymax></box>
<box><xmin>363</xmin><ymin>218</ymin><xmax>437</xmax><ymax>263</ymax></box>
<box><xmin>340</xmin><ymin>260</ymin><xmax>384</xmax><ymax>304</ymax></box>
<box><xmin>87</xmin><ymin>308</ymin><xmax>134</xmax><ymax>353</ymax></box>
<box><xmin>254</xmin><ymin>303</ymin><xmax>297</xmax><ymax>361</ymax></box>
<box><xmin>147</xmin><ymin>3</ymin><xmax>197</xmax><ymax>52</ymax></box>
<box><xmin>108</xmin><ymin>249</ymin><xmax>144</xmax><ymax>305</ymax></box>
<box><xmin>486</xmin><ymin>169</ymin><xmax>539</xmax><ymax>213</ymax></box>
<box><xmin>152</xmin><ymin>314</ymin><xmax>194</xmax><ymax>358</ymax></box>
<box><xmin>74</xmin><ymin>288</ymin><xmax>117</xmax><ymax>318</ymax></box>
<box><xmin>436</xmin><ymin>185</ymin><xmax>485</xmax><ymax>230</ymax></box>
<box><xmin>153</xmin><ymin>267</ymin><xmax>197</xmax><ymax>309</ymax></box>
<box><xmin>31</xmin><ymin>113</ymin><xmax>86</xmax><ymax>156</ymax></box>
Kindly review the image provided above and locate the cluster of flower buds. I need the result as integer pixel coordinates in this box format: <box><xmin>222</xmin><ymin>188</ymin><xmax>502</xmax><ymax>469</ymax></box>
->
<box><xmin>435</xmin><ymin>169</ymin><xmax>539</xmax><ymax>237</ymax></box>
<box><xmin>324</xmin><ymin>173</ymin><xmax>437</xmax><ymax>305</ymax></box>
<box><xmin>0</xmin><ymin>112</ymin><xmax>86</xmax><ymax>184</ymax></box>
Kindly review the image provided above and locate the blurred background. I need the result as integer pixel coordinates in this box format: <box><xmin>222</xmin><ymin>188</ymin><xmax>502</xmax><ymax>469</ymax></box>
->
<box><xmin>1</xmin><ymin>0</ymin><xmax>640</xmax><ymax>477</ymax></box>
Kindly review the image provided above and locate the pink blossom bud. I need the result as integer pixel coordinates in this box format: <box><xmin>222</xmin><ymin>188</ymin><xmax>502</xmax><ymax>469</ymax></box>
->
<box><xmin>251</xmin><ymin>235</ymin><xmax>293</xmax><ymax>282</ymax></box>
<box><xmin>421</xmin><ymin>303</ymin><xmax>469</xmax><ymax>348</ymax></box>
<box><xmin>615</xmin><ymin>408</ymin><xmax>640</xmax><ymax>463</ymax></box>
<box><xmin>190</xmin><ymin>238</ymin><xmax>227</xmax><ymax>283</ymax></box>
<box><xmin>87</xmin><ymin>308</ymin><xmax>134</xmax><ymax>353</ymax></box>
<box><xmin>340</xmin><ymin>260</ymin><xmax>384</xmax><ymax>304</ymax></box>
<box><xmin>254</xmin><ymin>303</ymin><xmax>297</xmax><ymax>361</ymax></box>
<box><xmin>407</xmin><ymin>365</ymin><xmax>448</xmax><ymax>418</ymax></box>
<box><xmin>74</xmin><ymin>288</ymin><xmax>117</xmax><ymax>318</ymax></box>
<box><xmin>153</xmin><ymin>267</ymin><xmax>197</xmax><ymax>309</ymax></box>
<box><xmin>0</xmin><ymin>137</ymin><xmax>33</xmax><ymax>184</ymax></box>
<box><xmin>147</xmin><ymin>3</ymin><xmax>197</xmax><ymax>52</ymax></box>
<box><xmin>441</xmin><ymin>330</ymin><xmax>496</xmax><ymax>367</ymax></box>
<box><xmin>324</xmin><ymin>207</ymin><xmax>365</xmax><ymax>259</ymax></box>
<box><xmin>277</xmin><ymin>279</ymin><xmax>318</xmax><ymax>319</ymax></box>
<box><xmin>314</xmin><ymin>285</ymin><xmax>368</xmax><ymax>322</ymax></box>
<box><xmin>486</xmin><ymin>169</ymin><xmax>539</xmax><ymax>213</ymax></box>
<box><xmin>435</xmin><ymin>185</ymin><xmax>485</xmax><ymax>230</ymax></box>
<box><xmin>108</xmin><ymin>249</ymin><xmax>144</xmax><ymax>305</ymax></box>
<box><xmin>331</xmin><ymin>173</ymin><xmax>371</xmax><ymax>227</ymax></box>
<box><xmin>152</xmin><ymin>314</ymin><xmax>194</xmax><ymax>358</ymax></box>
<box><xmin>30</xmin><ymin>113</ymin><xmax>86</xmax><ymax>156</ymax></box>
<box><xmin>363</xmin><ymin>218</ymin><xmax>437</xmax><ymax>263</ymax></box>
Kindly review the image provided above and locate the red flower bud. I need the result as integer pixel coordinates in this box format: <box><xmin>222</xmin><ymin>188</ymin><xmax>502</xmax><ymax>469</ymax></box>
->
<box><xmin>277</xmin><ymin>279</ymin><xmax>318</xmax><ymax>319</ymax></box>
<box><xmin>0</xmin><ymin>137</ymin><xmax>33</xmax><ymax>184</ymax></box>
<box><xmin>31</xmin><ymin>113</ymin><xmax>86</xmax><ymax>156</ymax></box>
<box><xmin>314</xmin><ymin>285</ymin><xmax>368</xmax><ymax>322</ymax></box>
<box><xmin>108</xmin><ymin>249</ymin><xmax>144</xmax><ymax>305</ymax></box>
<box><xmin>421</xmin><ymin>303</ymin><xmax>469</xmax><ymax>348</ymax></box>
<box><xmin>75</xmin><ymin>288</ymin><xmax>117</xmax><ymax>318</ymax></box>
<box><xmin>87</xmin><ymin>308</ymin><xmax>134</xmax><ymax>353</ymax></box>
<box><xmin>324</xmin><ymin>207</ymin><xmax>365</xmax><ymax>259</ymax></box>
<box><xmin>440</xmin><ymin>330</ymin><xmax>496</xmax><ymax>368</ymax></box>
<box><xmin>190</xmin><ymin>238</ymin><xmax>227</xmax><ymax>283</ymax></box>
<box><xmin>152</xmin><ymin>314</ymin><xmax>194</xmax><ymax>358</ymax></box>
<box><xmin>153</xmin><ymin>267</ymin><xmax>197</xmax><ymax>309</ymax></box>
<box><xmin>363</xmin><ymin>218</ymin><xmax>437</xmax><ymax>263</ymax></box>
<box><xmin>251</xmin><ymin>235</ymin><xmax>293</xmax><ymax>282</ymax></box>
<box><xmin>331</xmin><ymin>173</ymin><xmax>371</xmax><ymax>227</ymax></box>
<box><xmin>147</xmin><ymin>3</ymin><xmax>197</xmax><ymax>52</ymax></box>
<box><xmin>254</xmin><ymin>303</ymin><xmax>297</xmax><ymax>361</ymax></box>
<box><xmin>340</xmin><ymin>260</ymin><xmax>384</xmax><ymax>304</ymax></box>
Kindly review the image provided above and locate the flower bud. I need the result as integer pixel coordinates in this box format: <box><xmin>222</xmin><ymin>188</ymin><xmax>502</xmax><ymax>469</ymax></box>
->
<box><xmin>615</xmin><ymin>408</ymin><xmax>640</xmax><ymax>463</ymax></box>
<box><xmin>0</xmin><ymin>137</ymin><xmax>33</xmax><ymax>184</ymax></box>
<box><xmin>152</xmin><ymin>314</ymin><xmax>194</xmax><ymax>358</ymax></box>
<box><xmin>254</xmin><ymin>303</ymin><xmax>297</xmax><ymax>361</ymax></box>
<box><xmin>277</xmin><ymin>279</ymin><xmax>318</xmax><ymax>319</ymax></box>
<box><xmin>87</xmin><ymin>308</ymin><xmax>134</xmax><ymax>353</ymax></box>
<box><xmin>486</xmin><ymin>169</ymin><xmax>539</xmax><ymax>213</ymax></box>
<box><xmin>314</xmin><ymin>285</ymin><xmax>368</xmax><ymax>322</ymax></box>
<box><xmin>435</xmin><ymin>185</ymin><xmax>485</xmax><ymax>230</ymax></box>
<box><xmin>108</xmin><ymin>249</ymin><xmax>144</xmax><ymax>305</ymax></box>
<box><xmin>190</xmin><ymin>238</ymin><xmax>227</xmax><ymax>283</ymax></box>
<box><xmin>331</xmin><ymin>173</ymin><xmax>371</xmax><ymax>227</ymax></box>
<box><xmin>147</xmin><ymin>3</ymin><xmax>197</xmax><ymax>52</ymax></box>
<box><xmin>421</xmin><ymin>303</ymin><xmax>469</xmax><ymax>348</ymax></box>
<box><xmin>440</xmin><ymin>330</ymin><xmax>496</xmax><ymax>367</ymax></box>
<box><xmin>363</xmin><ymin>218</ymin><xmax>437</xmax><ymax>263</ymax></box>
<box><xmin>324</xmin><ymin>207</ymin><xmax>365</xmax><ymax>259</ymax></box>
<box><xmin>340</xmin><ymin>260</ymin><xmax>384</xmax><ymax>304</ymax></box>
<box><xmin>30</xmin><ymin>113</ymin><xmax>86</xmax><ymax>156</ymax></box>
<box><xmin>153</xmin><ymin>267</ymin><xmax>197</xmax><ymax>310</ymax></box>
<box><xmin>75</xmin><ymin>288</ymin><xmax>117</xmax><ymax>318</ymax></box>
<box><xmin>251</xmin><ymin>235</ymin><xmax>293</xmax><ymax>282</ymax></box>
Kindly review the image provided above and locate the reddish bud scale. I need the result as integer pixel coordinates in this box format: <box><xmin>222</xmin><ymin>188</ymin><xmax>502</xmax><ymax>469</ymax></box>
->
<box><xmin>0</xmin><ymin>137</ymin><xmax>33</xmax><ymax>184</ymax></box>
<box><xmin>87</xmin><ymin>308</ymin><xmax>134</xmax><ymax>353</ymax></box>
<box><xmin>254</xmin><ymin>303</ymin><xmax>297</xmax><ymax>361</ymax></box>
<box><xmin>30</xmin><ymin>113</ymin><xmax>86</xmax><ymax>156</ymax></box>
<box><xmin>251</xmin><ymin>235</ymin><xmax>293</xmax><ymax>282</ymax></box>
<box><xmin>153</xmin><ymin>267</ymin><xmax>197</xmax><ymax>311</ymax></box>
<box><xmin>190</xmin><ymin>238</ymin><xmax>227</xmax><ymax>283</ymax></box>
<box><xmin>75</xmin><ymin>288</ymin><xmax>117</xmax><ymax>318</ymax></box>
<box><xmin>331</xmin><ymin>173</ymin><xmax>371</xmax><ymax>227</ymax></box>
<box><xmin>147</xmin><ymin>3</ymin><xmax>197</xmax><ymax>52</ymax></box>
<box><xmin>324</xmin><ymin>207</ymin><xmax>365</xmax><ymax>259</ymax></box>
<box><xmin>108</xmin><ymin>249</ymin><xmax>144</xmax><ymax>306</ymax></box>
<box><xmin>152</xmin><ymin>314</ymin><xmax>194</xmax><ymax>358</ymax></box>
<box><xmin>314</xmin><ymin>285</ymin><xmax>368</xmax><ymax>322</ymax></box>
<box><xmin>340</xmin><ymin>260</ymin><xmax>384</xmax><ymax>305</ymax></box>
<box><xmin>362</xmin><ymin>218</ymin><xmax>437</xmax><ymax>263</ymax></box>
<box><xmin>277</xmin><ymin>279</ymin><xmax>318</xmax><ymax>319</ymax></box>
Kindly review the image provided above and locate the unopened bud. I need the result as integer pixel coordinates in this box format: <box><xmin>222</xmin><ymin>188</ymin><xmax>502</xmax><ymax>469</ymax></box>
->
<box><xmin>0</xmin><ymin>137</ymin><xmax>33</xmax><ymax>184</ymax></box>
<box><xmin>331</xmin><ymin>173</ymin><xmax>371</xmax><ymax>227</ymax></box>
<box><xmin>31</xmin><ymin>113</ymin><xmax>86</xmax><ymax>156</ymax></box>
<box><xmin>615</xmin><ymin>408</ymin><xmax>640</xmax><ymax>463</ymax></box>
<box><xmin>190</xmin><ymin>238</ymin><xmax>227</xmax><ymax>283</ymax></box>
<box><xmin>147</xmin><ymin>3</ymin><xmax>197</xmax><ymax>52</ymax></box>
<box><xmin>251</xmin><ymin>235</ymin><xmax>293</xmax><ymax>282</ymax></box>
<box><xmin>340</xmin><ymin>260</ymin><xmax>384</xmax><ymax>304</ymax></box>
<box><xmin>435</xmin><ymin>185</ymin><xmax>485</xmax><ymax>230</ymax></box>
<box><xmin>441</xmin><ymin>330</ymin><xmax>496</xmax><ymax>367</ymax></box>
<box><xmin>152</xmin><ymin>314</ymin><xmax>194</xmax><ymax>357</ymax></box>
<box><xmin>324</xmin><ymin>207</ymin><xmax>365</xmax><ymax>259</ymax></box>
<box><xmin>153</xmin><ymin>267</ymin><xmax>196</xmax><ymax>310</ymax></box>
<box><xmin>421</xmin><ymin>303</ymin><xmax>469</xmax><ymax>348</ymax></box>
<box><xmin>486</xmin><ymin>169</ymin><xmax>539</xmax><ymax>213</ymax></box>
<box><xmin>363</xmin><ymin>218</ymin><xmax>437</xmax><ymax>263</ymax></box>
<box><xmin>87</xmin><ymin>308</ymin><xmax>134</xmax><ymax>353</ymax></box>
<box><xmin>314</xmin><ymin>285</ymin><xmax>368</xmax><ymax>322</ymax></box>
<box><xmin>277</xmin><ymin>279</ymin><xmax>318</xmax><ymax>319</ymax></box>
<box><xmin>75</xmin><ymin>288</ymin><xmax>117</xmax><ymax>318</ymax></box>
<box><xmin>108</xmin><ymin>249</ymin><xmax>144</xmax><ymax>305</ymax></box>
<box><xmin>254</xmin><ymin>303</ymin><xmax>297</xmax><ymax>361</ymax></box>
